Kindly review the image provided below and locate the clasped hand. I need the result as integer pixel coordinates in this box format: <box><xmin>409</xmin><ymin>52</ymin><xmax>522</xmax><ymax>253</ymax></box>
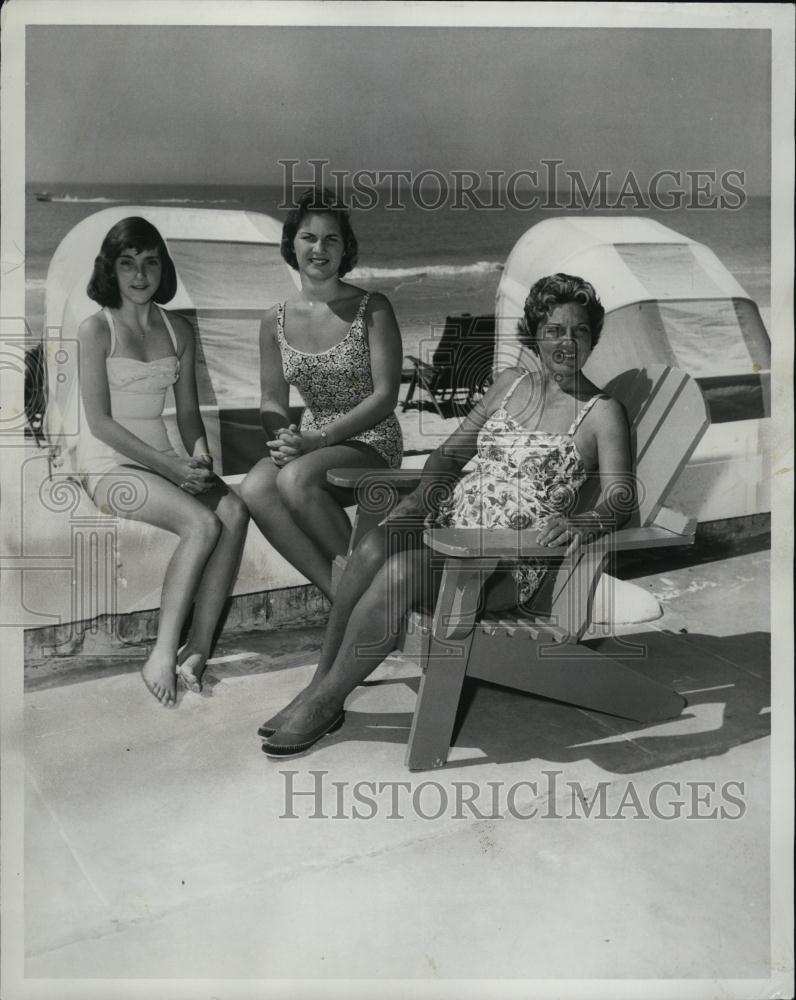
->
<box><xmin>267</xmin><ymin>424</ymin><xmax>319</xmax><ymax>467</ymax></box>
<box><xmin>175</xmin><ymin>454</ymin><xmax>214</xmax><ymax>495</ymax></box>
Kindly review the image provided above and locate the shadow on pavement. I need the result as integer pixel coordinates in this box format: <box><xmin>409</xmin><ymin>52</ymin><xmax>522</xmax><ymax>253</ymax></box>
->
<box><xmin>314</xmin><ymin>630</ymin><xmax>770</xmax><ymax>775</ymax></box>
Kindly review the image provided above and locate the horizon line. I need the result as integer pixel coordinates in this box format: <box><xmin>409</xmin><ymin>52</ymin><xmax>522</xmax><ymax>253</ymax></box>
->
<box><xmin>26</xmin><ymin>180</ymin><xmax>772</xmax><ymax>199</ymax></box>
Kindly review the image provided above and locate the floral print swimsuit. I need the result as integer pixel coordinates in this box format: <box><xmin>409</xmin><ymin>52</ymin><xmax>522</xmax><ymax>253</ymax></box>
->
<box><xmin>434</xmin><ymin>371</ymin><xmax>606</xmax><ymax>603</ymax></box>
<box><xmin>276</xmin><ymin>292</ymin><xmax>403</xmax><ymax>468</ymax></box>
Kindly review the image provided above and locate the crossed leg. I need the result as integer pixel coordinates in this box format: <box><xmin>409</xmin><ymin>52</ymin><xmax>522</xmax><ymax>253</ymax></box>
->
<box><xmin>262</xmin><ymin>523</ymin><xmax>430</xmax><ymax>738</ymax></box>
<box><xmin>176</xmin><ymin>488</ymin><xmax>249</xmax><ymax>692</ymax></box>
<box><xmin>263</xmin><ymin>526</ymin><xmax>523</xmax><ymax>743</ymax></box>
<box><xmin>92</xmin><ymin>468</ymin><xmax>242</xmax><ymax>705</ymax></box>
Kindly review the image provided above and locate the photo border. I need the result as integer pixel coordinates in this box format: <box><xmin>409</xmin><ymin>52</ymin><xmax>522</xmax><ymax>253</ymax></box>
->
<box><xmin>1</xmin><ymin>3</ymin><xmax>793</xmax><ymax>998</ymax></box>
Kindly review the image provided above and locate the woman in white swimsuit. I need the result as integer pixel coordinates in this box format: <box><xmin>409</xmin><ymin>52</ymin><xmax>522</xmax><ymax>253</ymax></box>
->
<box><xmin>77</xmin><ymin>217</ymin><xmax>249</xmax><ymax>705</ymax></box>
<box><xmin>240</xmin><ymin>188</ymin><xmax>403</xmax><ymax>599</ymax></box>
<box><xmin>258</xmin><ymin>273</ymin><xmax>634</xmax><ymax>757</ymax></box>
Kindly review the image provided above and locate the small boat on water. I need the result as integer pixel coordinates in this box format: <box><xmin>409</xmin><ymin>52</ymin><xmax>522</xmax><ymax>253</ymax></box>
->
<box><xmin>35</xmin><ymin>191</ymin><xmax>52</xmax><ymax>202</ymax></box>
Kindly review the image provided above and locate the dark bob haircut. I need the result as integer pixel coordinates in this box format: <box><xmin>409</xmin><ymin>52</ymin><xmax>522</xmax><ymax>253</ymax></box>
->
<box><xmin>86</xmin><ymin>217</ymin><xmax>177</xmax><ymax>308</ymax></box>
<box><xmin>280</xmin><ymin>188</ymin><xmax>358</xmax><ymax>277</ymax></box>
<box><xmin>517</xmin><ymin>273</ymin><xmax>605</xmax><ymax>356</ymax></box>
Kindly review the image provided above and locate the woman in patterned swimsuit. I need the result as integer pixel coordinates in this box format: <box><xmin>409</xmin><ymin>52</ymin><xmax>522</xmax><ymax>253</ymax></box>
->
<box><xmin>241</xmin><ymin>189</ymin><xmax>403</xmax><ymax>598</ymax></box>
<box><xmin>259</xmin><ymin>273</ymin><xmax>634</xmax><ymax>757</ymax></box>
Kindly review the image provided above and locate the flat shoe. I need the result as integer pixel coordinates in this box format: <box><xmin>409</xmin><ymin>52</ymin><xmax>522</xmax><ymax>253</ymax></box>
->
<box><xmin>257</xmin><ymin>711</ymin><xmax>288</xmax><ymax>739</ymax></box>
<box><xmin>261</xmin><ymin>712</ymin><xmax>344</xmax><ymax>759</ymax></box>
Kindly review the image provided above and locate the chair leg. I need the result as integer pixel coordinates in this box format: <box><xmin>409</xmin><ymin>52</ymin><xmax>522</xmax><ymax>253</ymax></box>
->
<box><xmin>416</xmin><ymin>371</ymin><xmax>445</xmax><ymax>418</ymax></box>
<box><xmin>405</xmin><ymin>632</ymin><xmax>473</xmax><ymax>771</ymax></box>
<box><xmin>401</xmin><ymin>372</ymin><xmax>418</xmax><ymax>411</ymax></box>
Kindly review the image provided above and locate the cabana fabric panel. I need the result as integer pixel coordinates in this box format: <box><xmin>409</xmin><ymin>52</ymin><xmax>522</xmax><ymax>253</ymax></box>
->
<box><xmin>17</xmin><ymin>207</ymin><xmax>303</xmax><ymax>624</ymax></box>
<box><xmin>495</xmin><ymin>217</ymin><xmax>771</xmax><ymax>522</ymax></box>
<box><xmin>45</xmin><ymin>208</ymin><xmax>298</xmax><ymax>480</ymax></box>
<box><xmin>495</xmin><ymin>217</ymin><xmax>769</xmax><ymax>380</ymax></box>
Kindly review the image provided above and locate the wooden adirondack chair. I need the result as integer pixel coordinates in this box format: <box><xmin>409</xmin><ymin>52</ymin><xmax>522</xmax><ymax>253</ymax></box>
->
<box><xmin>329</xmin><ymin>365</ymin><xmax>710</xmax><ymax>770</ymax></box>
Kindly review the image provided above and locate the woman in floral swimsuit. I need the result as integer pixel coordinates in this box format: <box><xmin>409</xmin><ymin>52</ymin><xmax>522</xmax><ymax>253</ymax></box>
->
<box><xmin>240</xmin><ymin>188</ymin><xmax>403</xmax><ymax>599</ymax></box>
<box><xmin>259</xmin><ymin>273</ymin><xmax>634</xmax><ymax>757</ymax></box>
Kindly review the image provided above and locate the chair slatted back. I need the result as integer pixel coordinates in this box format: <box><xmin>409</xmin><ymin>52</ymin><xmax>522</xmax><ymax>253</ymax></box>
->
<box><xmin>603</xmin><ymin>366</ymin><xmax>710</xmax><ymax>528</ymax></box>
<box><xmin>537</xmin><ymin>366</ymin><xmax>709</xmax><ymax>639</ymax></box>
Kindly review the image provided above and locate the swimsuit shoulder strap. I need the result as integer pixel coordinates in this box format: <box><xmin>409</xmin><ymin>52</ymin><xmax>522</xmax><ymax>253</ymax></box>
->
<box><xmin>275</xmin><ymin>301</ymin><xmax>287</xmax><ymax>344</ymax></box>
<box><xmin>156</xmin><ymin>305</ymin><xmax>180</xmax><ymax>355</ymax></box>
<box><xmin>568</xmin><ymin>393</ymin><xmax>607</xmax><ymax>435</ymax></box>
<box><xmin>102</xmin><ymin>307</ymin><xmax>117</xmax><ymax>357</ymax></box>
<box><xmin>351</xmin><ymin>292</ymin><xmax>371</xmax><ymax>336</ymax></box>
<box><xmin>501</xmin><ymin>369</ymin><xmax>531</xmax><ymax>407</ymax></box>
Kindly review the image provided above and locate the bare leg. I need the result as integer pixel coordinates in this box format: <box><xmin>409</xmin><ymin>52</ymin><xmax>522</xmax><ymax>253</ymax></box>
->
<box><xmin>177</xmin><ymin>490</ymin><xmax>250</xmax><ymax>692</ymax></box>
<box><xmin>276</xmin><ymin>444</ymin><xmax>389</xmax><ymax>565</ymax></box>
<box><xmin>240</xmin><ymin>458</ymin><xmax>335</xmax><ymax>596</ymax></box>
<box><xmin>259</xmin><ymin>524</ymin><xmax>421</xmax><ymax>733</ymax></box>
<box><xmin>266</xmin><ymin>555</ymin><xmax>520</xmax><ymax>742</ymax></box>
<box><xmin>241</xmin><ymin>445</ymin><xmax>388</xmax><ymax>599</ymax></box>
<box><xmin>92</xmin><ymin>468</ymin><xmax>222</xmax><ymax>705</ymax></box>
<box><xmin>267</xmin><ymin>546</ymin><xmax>433</xmax><ymax>744</ymax></box>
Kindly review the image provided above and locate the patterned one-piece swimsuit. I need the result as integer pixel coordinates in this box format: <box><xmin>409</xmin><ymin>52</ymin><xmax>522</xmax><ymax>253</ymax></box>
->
<box><xmin>276</xmin><ymin>292</ymin><xmax>403</xmax><ymax>468</ymax></box>
<box><xmin>434</xmin><ymin>371</ymin><xmax>606</xmax><ymax>603</ymax></box>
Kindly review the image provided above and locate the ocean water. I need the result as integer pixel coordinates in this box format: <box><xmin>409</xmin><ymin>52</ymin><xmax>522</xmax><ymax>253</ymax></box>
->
<box><xmin>25</xmin><ymin>182</ymin><xmax>770</xmax><ymax>357</ymax></box>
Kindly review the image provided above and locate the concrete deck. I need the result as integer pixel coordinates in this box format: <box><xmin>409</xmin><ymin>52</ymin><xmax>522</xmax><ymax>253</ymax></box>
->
<box><xmin>22</xmin><ymin>541</ymin><xmax>775</xmax><ymax>990</ymax></box>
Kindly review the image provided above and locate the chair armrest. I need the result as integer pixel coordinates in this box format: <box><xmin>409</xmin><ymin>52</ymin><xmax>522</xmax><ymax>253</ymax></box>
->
<box><xmin>424</xmin><ymin>527</ymin><xmax>554</xmax><ymax>559</ymax></box>
<box><xmin>607</xmin><ymin>525</ymin><xmax>697</xmax><ymax>550</ymax></box>
<box><xmin>327</xmin><ymin>468</ymin><xmax>425</xmax><ymax>490</ymax></box>
<box><xmin>423</xmin><ymin>524</ymin><xmax>695</xmax><ymax>559</ymax></box>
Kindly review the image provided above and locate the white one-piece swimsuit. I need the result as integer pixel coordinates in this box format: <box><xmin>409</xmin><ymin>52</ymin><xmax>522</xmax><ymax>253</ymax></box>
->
<box><xmin>76</xmin><ymin>306</ymin><xmax>181</xmax><ymax>494</ymax></box>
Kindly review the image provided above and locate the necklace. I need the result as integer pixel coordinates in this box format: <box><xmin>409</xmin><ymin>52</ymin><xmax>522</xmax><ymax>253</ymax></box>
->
<box><xmin>123</xmin><ymin>320</ymin><xmax>146</xmax><ymax>338</ymax></box>
<box><xmin>115</xmin><ymin>311</ymin><xmax>148</xmax><ymax>338</ymax></box>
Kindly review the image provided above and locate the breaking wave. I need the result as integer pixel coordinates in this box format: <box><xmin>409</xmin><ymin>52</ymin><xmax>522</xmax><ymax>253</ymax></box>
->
<box><xmin>146</xmin><ymin>198</ymin><xmax>240</xmax><ymax>205</ymax></box>
<box><xmin>47</xmin><ymin>196</ymin><xmax>124</xmax><ymax>204</ymax></box>
<box><xmin>349</xmin><ymin>261</ymin><xmax>503</xmax><ymax>279</ymax></box>
<box><xmin>43</xmin><ymin>195</ymin><xmax>239</xmax><ymax>205</ymax></box>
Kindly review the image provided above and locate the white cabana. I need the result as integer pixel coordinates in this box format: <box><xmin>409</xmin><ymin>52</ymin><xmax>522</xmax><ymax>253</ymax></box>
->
<box><xmin>45</xmin><ymin>206</ymin><xmax>300</xmax><ymax>478</ymax></box>
<box><xmin>495</xmin><ymin>217</ymin><xmax>771</xmax><ymax>521</ymax></box>
<box><xmin>9</xmin><ymin>207</ymin><xmax>308</xmax><ymax>629</ymax></box>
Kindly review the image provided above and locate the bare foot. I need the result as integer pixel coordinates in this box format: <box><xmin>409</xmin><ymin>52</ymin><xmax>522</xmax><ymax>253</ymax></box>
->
<box><xmin>176</xmin><ymin>643</ymin><xmax>208</xmax><ymax>694</ymax></box>
<box><xmin>141</xmin><ymin>650</ymin><xmax>177</xmax><ymax>706</ymax></box>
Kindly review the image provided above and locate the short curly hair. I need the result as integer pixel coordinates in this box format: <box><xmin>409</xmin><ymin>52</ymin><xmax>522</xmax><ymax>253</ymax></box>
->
<box><xmin>280</xmin><ymin>188</ymin><xmax>359</xmax><ymax>277</ymax></box>
<box><xmin>86</xmin><ymin>217</ymin><xmax>177</xmax><ymax>308</ymax></box>
<box><xmin>517</xmin><ymin>273</ymin><xmax>604</xmax><ymax>355</ymax></box>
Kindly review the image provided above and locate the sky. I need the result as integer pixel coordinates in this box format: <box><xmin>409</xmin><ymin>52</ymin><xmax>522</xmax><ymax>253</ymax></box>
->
<box><xmin>24</xmin><ymin>24</ymin><xmax>771</xmax><ymax>192</ymax></box>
